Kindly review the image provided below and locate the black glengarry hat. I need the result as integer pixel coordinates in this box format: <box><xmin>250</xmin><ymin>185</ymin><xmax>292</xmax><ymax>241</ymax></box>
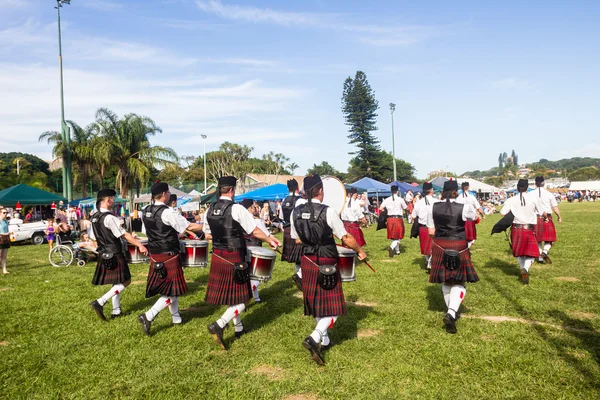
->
<box><xmin>517</xmin><ymin>179</ymin><xmax>529</xmax><ymax>191</ymax></box>
<box><xmin>349</xmin><ymin>187</ymin><xmax>357</xmax><ymax>194</ymax></box>
<box><xmin>218</xmin><ymin>176</ymin><xmax>237</xmax><ymax>187</ymax></box>
<box><xmin>391</xmin><ymin>185</ymin><xmax>399</xmax><ymax>192</ymax></box>
<box><xmin>240</xmin><ymin>198</ymin><xmax>254</xmax><ymax>209</ymax></box>
<box><xmin>535</xmin><ymin>176</ymin><xmax>544</xmax><ymax>185</ymax></box>
<box><xmin>169</xmin><ymin>194</ymin><xmax>178</xmax><ymax>203</ymax></box>
<box><xmin>97</xmin><ymin>188</ymin><xmax>116</xmax><ymax>199</ymax></box>
<box><xmin>461</xmin><ymin>181</ymin><xmax>470</xmax><ymax>188</ymax></box>
<box><xmin>151</xmin><ymin>181</ymin><xmax>169</xmax><ymax>196</ymax></box>
<box><xmin>422</xmin><ymin>181</ymin><xmax>433</xmax><ymax>191</ymax></box>
<box><xmin>443</xmin><ymin>179</ymin><xmax>459</xmax><ymax>191</ymax></box>
<box><xmin>287</xmin><ymin>179</ymin><xmax>298</xmax><ymax>191</ymax></box>
<box><xmin>304</xmin><ymin>174</ymin><xmax>322</xmax><ymax>193</ymax></box>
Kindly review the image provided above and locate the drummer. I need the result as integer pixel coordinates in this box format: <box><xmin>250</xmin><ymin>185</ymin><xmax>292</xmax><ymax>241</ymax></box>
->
<box><xmin>290</xmin><ymin>174</ymin><xmax>366</xmax><ymax>365</ymax></box>
<box><xmin>240</xmin><ymin>198</ymin><xmax>271</xmax><ymax>303</ymax></box>
<box><xmin>340</xmin><ymin>187</ymin><xmax>367</xmax><ymax>247</ymax></box>
<box><xmin>379</xmin><ymin>185</ymin><xmax>408</xmax><ymax>257</ymax></box>
<box><xmin>204</xmin><ymin>176</ymin><xmax>279</xmax><ymax>350</ymax></box>
<box><xmin>137</xmin><ymin>182</ymin><xmax>204</xmax><ymax>335</ymax></box>
<box><xmin>411</xmin><ymin>182</ymin><xmax>437</xmax><ymax>271</ymax></box>
<box><xmin>281</xmin><ymin>179</ymin><xmax>306</xmax><ymax>290</ymax></box>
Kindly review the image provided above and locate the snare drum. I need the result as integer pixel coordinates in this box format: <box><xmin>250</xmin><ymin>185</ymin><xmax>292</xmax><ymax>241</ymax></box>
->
<box><xmin>128</xmin><ymin>239</ymin><xmax>149</xmax><ymax>264</ymax></box>
<box><xmin>248</xmin><ymin>246</ymin><xmax>276</xmax><ymax>282</ymax></box>
<box><xmin>337</xmin><ymin>246</ymin><xmax>357</xmax><ymax>282</ymax></box>
<box><xmin>180</xmin><ymin>240</ymin><xmax>209</xmax><ymax>267</ymax></box>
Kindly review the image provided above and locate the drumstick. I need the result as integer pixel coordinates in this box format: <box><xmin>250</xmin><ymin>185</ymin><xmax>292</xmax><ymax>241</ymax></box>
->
<box><xmin>335</xmin><ymin>244</ymin><xmax>376</xmax><ymax>273</ymax></box>
<box><xmin>275</xmin><ymin>248</ymin><xmax>289</xmax><ymax>261</ymax></box>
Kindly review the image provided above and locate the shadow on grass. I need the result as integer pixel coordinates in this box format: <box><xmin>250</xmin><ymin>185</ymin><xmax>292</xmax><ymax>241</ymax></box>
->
<box><xmin>484</xmin><ymin>258</ymin><xmax>519</xmax><ymax>278</ymax></box>
<box><xmin>548</xmin><ymin>310</ymin><xmax>600</xmax><ymax>367</ymax></box>
<box><xmin>333</xmin><ymin>302</ymin><xmax>376</xmax><ymax>347</ymax></box>
<box><xmin>425</xmin><ymin>284</ymin><xmax>472</xmax><ymax>315</ymax></box>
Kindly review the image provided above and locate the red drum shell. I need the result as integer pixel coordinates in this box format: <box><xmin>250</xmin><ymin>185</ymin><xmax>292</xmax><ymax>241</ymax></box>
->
<box><xmin>337</xmin><ymin>247</ymin><xmax>357</xmax><ymax>282</ymax></box>
<box><xmin>248</xmin><ymin>246</ymin><xmax>276</xmax><ymax>282</ymax></box>
<box><xmin>180</xmin><ymin>240</ymin><xmax>208</xmax><ymax>267</ymax></box>
<box><xmin>128</xmin><ymin>239</ymin><xmax>149</xmax><ymax>264</ymax></box>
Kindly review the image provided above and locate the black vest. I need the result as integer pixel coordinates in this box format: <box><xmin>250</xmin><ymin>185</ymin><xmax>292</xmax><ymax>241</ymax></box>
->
<box><xmin>281</xmin><ymin>194</ymin><xmax>298</xmax><ymax>227</ymax></box>
<box><xmin>91</xmin><ymin>212</ymin><xmax>124</xmax><ymax>255</ymax></box>
<box><xmin>432</xmin><ymin>201</ymin><xmax>466</xmax><ymax>240</ymax></box>
<box><xmin>143</xmin><ymin>205</ymin><xmax>181</xmax><ymax>254</ymax></box>
<box><xmin>244</xmin><ymin>230</ymin><xmax>263</xmax><ymax>247</ymax></box>
<box><xmin>207</xmin><ymin>199</ymin><xmax>247</xmax><ymax>253</ymax></box>
<box><xmin>293</xmin><ymin>202</ymin><xmax>337</xmax><ymax>258</ymax></box>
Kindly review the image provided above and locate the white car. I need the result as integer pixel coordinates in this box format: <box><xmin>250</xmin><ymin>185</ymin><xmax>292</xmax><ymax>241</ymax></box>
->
<box><xmin>9</xmin><ymin>220</ymin><xmax>48</xmax><ymax>245</ymax></box>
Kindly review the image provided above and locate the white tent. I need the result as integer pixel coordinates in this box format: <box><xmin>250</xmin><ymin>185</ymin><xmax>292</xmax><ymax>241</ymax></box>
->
<box><xmin>462</xmin><ymin>178</ymin><xmax>500</xmax><ymax>194</ymax></box>
<box><xmin>133</xmin><ymin>185</ymin><xmax>192</xmax><ymax>204</ymax></box>
<box><xmin>569</xmin><ymin>181</ymin><xmax>600</xmax><ymax>191</ymax></box>
<box><xmin>188</xmin><ymin>189</ymin><xmax>201</xmax><ymax>196</ymax></box>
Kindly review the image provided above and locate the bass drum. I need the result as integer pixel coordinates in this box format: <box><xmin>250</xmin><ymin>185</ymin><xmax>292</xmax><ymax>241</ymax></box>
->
<box><xmin>321</xmin><ymin>176</ymin><xmax>347</xmax><ymax>215</ymax></box>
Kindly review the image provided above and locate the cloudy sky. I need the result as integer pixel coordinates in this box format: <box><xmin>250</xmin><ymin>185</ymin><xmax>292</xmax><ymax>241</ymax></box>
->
<box><xmin>1</xmin><ymin>0</ymin><xmax>598</xmax><ymax>178</ymax></box>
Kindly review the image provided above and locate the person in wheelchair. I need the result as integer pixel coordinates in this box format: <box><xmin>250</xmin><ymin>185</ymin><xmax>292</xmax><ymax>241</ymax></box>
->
<box><xmin>55</xmin><ymin>218</ymin><xmax>74</xmax><ymax>245</ymax></box>
<box><xmin>73</xmin><ymin>233</ymin><xmax>98</xmax><ymax>261</ymax></box>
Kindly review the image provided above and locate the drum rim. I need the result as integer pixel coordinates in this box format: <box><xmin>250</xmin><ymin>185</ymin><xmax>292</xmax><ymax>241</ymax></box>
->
<box><xmin>321</xmin><ymin>175</ymin><xmax>347</xmax><ymax>215</ymax></box>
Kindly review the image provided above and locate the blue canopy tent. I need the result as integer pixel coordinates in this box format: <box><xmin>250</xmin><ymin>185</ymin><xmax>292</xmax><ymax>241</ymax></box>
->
<box><xmin>239</xmin><ymin>184</ymin><xmax>289</xmax><ymax>201</ymax></box>
<box><xmin>351</xmin><ymin>177</ymin><xmax>391</xmax><ymax>205</ymax></box>
<box><xmin>69</xmin><ymin>197</ymin><xmax>93</xmax><ymax>207</ymax></box>
<box><xmin>388</xmin><ymin>181</ymin><xmax>422</xmax><ymax>196</ymax></box>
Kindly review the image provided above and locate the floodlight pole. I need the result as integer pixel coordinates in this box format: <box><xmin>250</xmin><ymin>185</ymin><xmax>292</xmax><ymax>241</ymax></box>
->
<box><xmin>56</xmin><ymin>0</ymin><xmax>72</xmax><ymax>201</ymax></box>
<box><xmin>390</xmin><ymin>103</ymin><xmax>397</xmax><ymax>182</ymax></box>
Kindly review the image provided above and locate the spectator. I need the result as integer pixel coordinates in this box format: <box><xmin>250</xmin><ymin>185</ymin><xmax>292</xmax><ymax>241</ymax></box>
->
<box><xmin>25</xmin><ymin>209</ymin><xmax>33</xmax><ymax>223</ymax></box>
<box><xmin>0</xmin><ymin>208</ymin><xmax>10</xmax><ymax>274</ymax></box>
<box><xmin>45</xmin><ymin>218</ymin><xmax>56</xmax><ymax>252</ymax></box>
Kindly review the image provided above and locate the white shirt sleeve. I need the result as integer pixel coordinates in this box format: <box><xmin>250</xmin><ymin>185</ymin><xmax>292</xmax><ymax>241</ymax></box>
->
<box><xmin>231</xmin><ymin>204</ymin><xmax>259</xmax><ymax>235</ymax></box>
<box><xmin>462</xmin><ymin>204</ymin><xmax>476</xmax><ymax>221</ymax></box>
<box><xmin>290</xmin><ymin>210</ymin><xmax>298</xmax><ymax>239</ymax></box>
<box><xmin>103</xmin><ymin>215</ymin><xmax>126</xmax><ymax>238</ymax></box>
<box><xmin>326</xmin><ymin>207</ymin><xmax>348</xmax><ymax>239</ymax></box>
<box><xmin>501</xmin><ymin>199</ymin><xmax>512</xmax><ymax>216</ymax></box>
<box><xmin>255</xmin><ymin>218</ymin><xmax>270</xmax><ymax>237</ymax></box>
<box><xmin>425</xmin><ymin>207</ymin><xmax>435</xmax><ymax>229</ymax></box>
<box><xmin>160</xmin><ymin>207</ymin><xmax>191</xmax><ymax>234</ymax></box>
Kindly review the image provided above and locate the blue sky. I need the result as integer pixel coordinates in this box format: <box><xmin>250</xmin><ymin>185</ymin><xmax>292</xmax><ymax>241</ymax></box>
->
<box><xmin>1</xmin><ymin>0</ymin><xmax>598</xmax><ymax>179</ymax></box>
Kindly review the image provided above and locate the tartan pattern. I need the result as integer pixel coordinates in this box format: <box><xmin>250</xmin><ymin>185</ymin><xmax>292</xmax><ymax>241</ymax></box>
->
<box><xmin>510</xmin><ymin>226</ymin><xmax>540</xmax><ymax>258</ymax></box>
<box><xmin>92</xmin><ymin>254</ymin><xmax>130</xmax><ymax>286</ymax></box>
<box><xmin>465</xmin><ymin>220</ymin><xmax>477</xmax><ymax>241</ymax></box>
<box><xmin>535</xmin><ymin>216</ymin><xmax>557</xmax><ymax>243</ymax></box>
<box><xmin>343</xmin><ymin>221</ymin><xmax>366</xmax><ymax>247</ymax></box>
<box><xmin>387</xmin><ymin>217</ymin><xmax>405</xmax><ymax>240</ymax></box>
<box><xmin>301</xmin><ymin>255</ymin><xmax>347</xmax><ymax>318</ymax></box>
<box><xmin>145</xmin><ymin>254</ymin><xmax>187</xmax><ymax>298</ymax></box>
<box><xmin>282</xmin><ymin>228</ymin><xmax>302</xmax><ymax>263</ymax></box>
<box><xmin>418</xmin><ymin>226</ymin><xmax>432</xmax><ymax>256</ymax></box>
<box><xmin>205</xmin><ymin>249</ymin><xmax>251</xmax><ymax>305</ymax></box>
<box><xmin>429</xmin><ymin>238</ymin><xmax>479</xmax><ymax>284</ymax></box>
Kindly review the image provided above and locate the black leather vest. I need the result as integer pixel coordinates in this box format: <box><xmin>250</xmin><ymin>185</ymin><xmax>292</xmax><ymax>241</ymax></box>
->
<box><xmin>293</xmin><ymin>202</ymin><xmax>337</xmax><ymax>258</ymax></box>
<box><xmin>432</xmin><ymin>201</ymin><xmax>466</xmax><ymax>240</ymax></box>
<box><xmin>91</xmin><ymin>212</ymin><xmax>124</xmax><ymax>255</ymax></box>
<box><xmin>207</xmin><ymin>199</ymin><xmax>247</xmax><ymax>253</ymax></box>
<box><xmin>281</xmin><ymin>194</ymin><xmax>298</xmax><ymax>227</ymax></box>
<box><xmin>244</xmin><ymin>231</ymin><xmax>263</xmax><ymax>247</ymax></box>
<box><xmin>143</xmin><ymin>205</ymin><xmax>181</xmax><ymax>254</ymax></box>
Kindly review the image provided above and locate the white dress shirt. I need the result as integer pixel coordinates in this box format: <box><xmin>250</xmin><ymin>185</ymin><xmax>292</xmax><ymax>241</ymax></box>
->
<box><xmin>531</xmin><ymin>187</ymin><xmax>558</xmax><ymax>214</ymax></box>
<box><xmin>90</xmin><ymin>208</ymin><xmax>126</xmax><ymax>240</ymax></box>
<box><xmin>501</xmin><ymin>194</ymin><xmax>539</xmax><ymax>225</ymax></box>
<box><xmin>455</xmin><ymin>192</ymin><xmax>481</xmax><ymax>210</ymax></box>
<box><xmin>412</xmin><ymin>195</ymin><xmax>437</xmax><ymax>224</ymax></box>
<box><xmin>290</xmin><ymin>199</ymin><xmax>347</xmax><ymax>240</ymax></box>
<box><xmin>380</xmin><ymin>195</ymin><xmax>408</xmax><ymax>216</ymax></box>
<box><xmin>203</xmin><ymin>196</ymin><xmax>257</xmax><ymax>235</ymax></box>
<box><xmin>142</xmin><ymin>201</ymin><xmax>191</xmax><ymax>234</ymax></box>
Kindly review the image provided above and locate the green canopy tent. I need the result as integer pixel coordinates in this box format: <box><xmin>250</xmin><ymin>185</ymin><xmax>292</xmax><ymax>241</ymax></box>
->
<box><xmin>0</xmin><ymin>184</ymin><xmax>66</xmax><ymax>207</ymax></box>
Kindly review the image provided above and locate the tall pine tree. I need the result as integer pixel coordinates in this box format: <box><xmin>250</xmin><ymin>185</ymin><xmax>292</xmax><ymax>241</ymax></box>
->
<box><xmin>342</xmin><ymin>71</ymin><xmax>381</xmax><ymax>180</ymax></box>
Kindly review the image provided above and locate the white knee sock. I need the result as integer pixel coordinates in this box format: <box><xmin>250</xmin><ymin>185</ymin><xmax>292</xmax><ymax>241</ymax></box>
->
<box><xmin>111</xmin><ymin>294</ymin><xmax>121</xmax><ymax>315</ymax></box>
<box><xmin>537</xmin><ymin>242</ymin><xmax>543</xmax><ymax>256</ymax></box>
<box><xmin>295</xmin><ymin>263</ymin><xmax>302</xmax><ymax>277</ymax></box>
<box><xmin>233</xmin><ymin>315</ymin><xmax>243</xmax><ymax>332</ymax></box>
<box><xmin>310</xmin><ymin>316</ymin><xmax>338</xmax><ymax>343</ymax></box>
<box><xmin>98</xmin><ymin>283</ymin><xmax>126</xmax><ymax>307</ymax></box>
<box><xmin>517</xmin><ymin>256</ymin><xmax>525</xmax><ymax>269</ymax></box>
<box><xmin>543</xmin><ymin>243</ymin><xmax>552</xmax><ymax>254</ymax></box>
<box><xmin>217</xmin><ymin>303</ymin><xmax>246</xmax><ymax>328</ymax></box>
<box><xmin>425</xmin><ymin>255</ymin><xmax>432</xmax><ymax>269</ymax></box>
<box><xmin>467</xmin><ymin>240</ymin><xmax>475</xmax><ymax>248</ymax></box>
<box><xmin>447</xmin><ymin>285</ymin><xmax>466</xmax><ymax>318</ymax></box>
<box><xmin>390</xmin><ymin>240</ymin><xmax>399</xmax><ymax>250</ymax></box>
<box><xmin>523</xmin><ymin>257</ymin><xmax>534</xmax><ymax>273</ymax></box>
<box><xmin>442</xmin><ymin>284</ymin><xmax>452</xmax><ymax>308</ymax></box>
<box><xmin>145</xmin><ymin>295</ymin><xmax>170</xmax><ymax>321</ymax></box>
<box><xmin>250</xmin><ymin>279</ymin><xmax>261</xmax><ymax>301</ymax></box>
<box><xmin>168</xmin><ymin>296</ymin><xmax>181</xmax><ymax>324</ymax></box>
<box><xmin>395</xmin><ymin>240</ymin><xmax>401</xmax><ymax>253</ymax></box>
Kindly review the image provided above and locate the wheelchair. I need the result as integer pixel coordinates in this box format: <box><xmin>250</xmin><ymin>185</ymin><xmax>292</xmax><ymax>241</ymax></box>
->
<box><xmin>49</xmin><ymin>232</ymin><xmax>98</xmax><ymax>268</ymax></box>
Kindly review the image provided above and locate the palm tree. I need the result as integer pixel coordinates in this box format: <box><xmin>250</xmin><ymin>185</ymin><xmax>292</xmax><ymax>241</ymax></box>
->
<box><xmin>287</xmin><ymin>162</ymin><xmax>299</xmax><ymax>175</ymax></box>
<box><xmin>94</xmin><ymin>108</ymin><xmax>178</xmax><ymax>199</ymax></box>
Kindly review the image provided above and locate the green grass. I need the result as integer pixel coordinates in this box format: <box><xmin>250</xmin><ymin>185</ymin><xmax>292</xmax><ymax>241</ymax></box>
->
<box><xmin>1</xmin><ymin>202</ymin><xmax>600</xmax><ymax>399</ymax></box>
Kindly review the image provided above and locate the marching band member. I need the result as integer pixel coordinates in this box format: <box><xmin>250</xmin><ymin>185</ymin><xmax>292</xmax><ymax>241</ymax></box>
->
<box><xmin>137</xmin><ymin>182</ymin><xmax>203</xmax><ymax>335</ymax></box>
<box><xmin>405</xmin><ymin>190</ymin><xmax>414</xmax><ymax>224</ymax></box>
<box><xmin>380</xmin><ymin>185</ymin><xmax>408</xmax><ymax>257</ymax></box>
<box><xmin>240</xmin><ymin>198</ymin><xmax>270</xmax><ymax>303</ymax></box>
<box><xmin>204</xmin><ymin>177</ymin><xmax>279</xmax><ymax>350</ymax></box>
<box><xmin>281</xmin><ymin>179</ymin><xmax>306</xmax><ymax>290</ymax></box>
<box><xmin>533</xmin><ymin>176</ymin><xmax>562</xmax><ymax>264</ymax></box>
<box><xmin>89</xmin><ymin>189</ymin><xmax>148</xmax><ymax>320</ymax></box>
<box><xmin>455</xmin><ymin>182</ymin><xmax>486</xmax><ymax>248</ymax></box>
<box><xmin>501</xmin><ymin>179</ymin><xmax>540</xmax><ymax>284</ymax></box>
<box><xmin>411</xmin><ymin>182</ymin><xmax>436</xmax><ymax>271</ymax></box>
<box><xmin>291</xmin><ymin>174</ymin><xmax>366</xmax><ymax>365</ymax></box>
<box><xmin>341</xmin><ymin>188</ymin><xmax>367</xmax><ymax>247</ymax></box>
<box><xmin>427</xmin><ymin>179</ymin><xmax>478</xmax><ymax>334</ymax></box>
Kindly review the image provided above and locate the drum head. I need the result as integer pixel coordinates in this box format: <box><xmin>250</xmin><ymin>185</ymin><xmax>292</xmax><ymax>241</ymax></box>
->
<box><xmin>337</xmin><ymin>246</ymin><xmax>356</xmax><ymax>256</ymax></box>
<box><xmin>322</xmin><ymin>176</ymin><xmax>347</xmax><ymax>214</ymax></box>
<box><xmin>248</xmin><ymin>246</ymin><xmax>276</xmax><ymax>257</ymax></box>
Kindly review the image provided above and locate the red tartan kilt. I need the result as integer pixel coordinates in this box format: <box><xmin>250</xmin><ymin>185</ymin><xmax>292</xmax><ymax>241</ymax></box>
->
<box><xmin>387</xmin><ymin>217</ymin><xmax>405</xmax><ymax>240</ymax></box>
<box><xmin>465</xmin><ymin>220</ymin><xmax>477</xmax><ymax>241</ymax></box>
<box><xmin>343</xmin><ymin>221</ymin><xmax>366</xmax><ymax>247</ymax></box>
<box><xmin>145</xmin><ymin>254</ymin><xmax>187</xmax><ymax>298</ymax></box>
<box><xmin>205</xmin><ymin>249</ymin><xmax>251</xmax><ymax>305</ymax></box>
<box><xmin>419</xmin><ymin>226</ymin><xmax>432</xmax><ymax>256</ymax></box>
<box><xmin>535</xmin><ymin>216</ymin><xmax>557</xmax><ymax>242</ymax></box>
<box><xmin>92</xmin><ymin>254</ymin><xmax>131</xmax><ymax>286</ymax></box>
<box><xmin>282</xmin><ymin>228</ymin><xmax>302</xmax><ymax>263</ymax></box>
<box><xmin>510</xmin><ymin>227</ymin><xmax>540</xmax><ymax>258</ymax></box>
<box><xmin>429</xmin><ymin>238</ymin><xmax>479</xmax><ymax>284</ymax></box>
<box><xmin>301</xmin><ymin>255</ymin><xmax>346</xmax><ymax>318</ymax></box>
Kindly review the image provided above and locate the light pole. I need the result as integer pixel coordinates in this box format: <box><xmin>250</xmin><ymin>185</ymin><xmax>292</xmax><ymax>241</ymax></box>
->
<box><xmin>56</xmin><ymin>0</ymin><xmax>72</xmax><ymax>201</ymax></box>
<box><xmin>389</xmin><ymin>103</ymin><xmax>397</xmax><ymax>182</ymax></box>
<box><xmin>201</xmin><ymin>135</ymin><xmax>207</xmax><ymax>194</ymax></box>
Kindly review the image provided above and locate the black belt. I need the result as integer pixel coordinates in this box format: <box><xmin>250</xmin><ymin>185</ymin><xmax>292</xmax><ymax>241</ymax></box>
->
<box><xmin>513</xmin><ymin>224</ymin><xmax>534</xmax><ymax>229</ymax></box>
<box><xmin>388</xmin><ymin>215</ymin><xmax>402</xmax><ymax>218</ymax></box>
<box><xmin>342</xmin><ymin>220</ymin><xmax>359</xmax><ymax>224</ymax></box>
<box><xmin>151</xmin><ymin>250</ymin><xmax>180</xmax><ymax>256</ymax></box>
<box><xmin>419</xmin><ymin>224</ymin><xmax>427</xmax><ymax>228</ymax></box>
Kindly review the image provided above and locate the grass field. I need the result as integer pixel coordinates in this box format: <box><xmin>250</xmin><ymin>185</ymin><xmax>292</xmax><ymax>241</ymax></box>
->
<box><xmin>1</xmin><ymin>202</ymin><xmax>600</xmax><ymax>399</ymax></box>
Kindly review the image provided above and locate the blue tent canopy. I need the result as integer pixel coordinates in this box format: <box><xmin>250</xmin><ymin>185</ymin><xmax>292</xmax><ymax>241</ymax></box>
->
<box><xmin>351</xmin><ymin>177</ymin><xmax>391</xmax><ymax>197</ymax></box>
<box><xmin>388</xmin><ymin>181</ymin><xmax>422</xmax><ymax>195</ymax></box>
<box><xmin>69</xmin><ymin>197</ymin><xmax>93</xmax><ymax>207</ymax></box>
<box><xmin>239</xmin><ymin>184</ymin><xmax>289</xmax><ymax>201</ymax></box>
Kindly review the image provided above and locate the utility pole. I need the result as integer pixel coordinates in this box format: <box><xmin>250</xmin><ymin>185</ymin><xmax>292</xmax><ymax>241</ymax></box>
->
<box><xmin>389</xmin><ymin>103</ymin><xmax>397</xmax><ymax>182</ymax></box>
<box><xmin>56</xmin><ymin>0</ymin><xmax>72</xmax><ymax>200</ymax></box>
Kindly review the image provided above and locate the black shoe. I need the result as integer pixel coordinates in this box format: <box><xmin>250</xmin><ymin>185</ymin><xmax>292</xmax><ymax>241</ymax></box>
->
<box><xmin>388</xmin><ymin>247</ymin><xmax>394</xmax><ymax>258</ymax></box>
<box><xmin>234</xmin><ymin>328</ymin><xmax>250</xmax><ymax>339</ymax></box>
<box><xmin>208</xmin><ymin>322</ymin><xmax>227</xmax><ymax>350</ymax></box>
<box><xmin>320</xmin><ymin>340</ymin><xmax>334</xmax><ymax>352</ymax></box>
<box><xmin>542</xmin><ymin>252</ymin><xmax>552</xmax><ymax>265</ymax></box>
<box><xmin>138</xmin><ymin>314</ymin><xmax>152</xmax><ymax>336</ymax></box>
<box><xmin>110</xmin><ymin>311</ymin><xmax>130</xmax><ymax>320</ymax></box>
<box><xmin>443</xmin><ymin>313</ymin><xmax>457</xmax><ymax>334</ymax></box>
<box><xmin>302</xmin><ymin>336</ymin><xmax>325</xmax><ymax>365</ymax></box>
<box><xmin>292</xmin><ymin>274</ymin><xmax>303</xmax><ymax>291</ymax></box>
<box><xmin>90</xmin><ymin>300</ymin><xmax>106</xmax><ymax>321</ymax></box>
<box><xmin>254</xmin><ymin>298</ymin><xmax>262</xmax><ymax>304</ymax></box>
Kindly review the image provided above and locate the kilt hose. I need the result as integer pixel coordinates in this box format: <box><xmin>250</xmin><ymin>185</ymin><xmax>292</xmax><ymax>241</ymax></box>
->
<box><xmin>387</xmin><ymin>217</ymin><xmax>405</xmax><ymax>240</ymax></box>
<box><xmin>343</xmin><ymin>221</ymin><xmax>366</xmax><ymax>247</ymax></box>
<box><xmin>282</xmin><ymin>228</ymin><xmax>302</xmax><ymax>263</ymax></box>
<box><xmin>205</xmin><ymin>248</ymin><xmax>251</xmax><ymax>306</ymax></box>
<box><xmin>465</xmin><ymin>220</ymin><xmax>477</xmax><ymax>241</ymax></box>
<box><xmin>535</xmin><ymin>216</ymin><xmax>557</xmax><ymax>243</ymax></box>
<box><xmin>510</xmin><ymin>226</ymin><xmax>540</xmax><ymax>258</ymax></box>
<box><xmin>419</xmin><ymin>226</ymin><xmax>432</xmax><ymax>256</ymax></box>
<box><xmin>145</xmin><ymin>253</ymin><xmax>187</xmax><ymax>298</ymax></box>
<box><xmin>301</xmin><ymin>255</ymin><xmax>347</xmax><ymax>318</ymax></box>
<box><xmin>92</xmin><ymin>253</ymin><xmax>131</xmax><ymax>286</ymax></box>
<box><xmin>429</xmin><ymin>238</ymin><xmax>479</xmax><ymax>284</ymax></box>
